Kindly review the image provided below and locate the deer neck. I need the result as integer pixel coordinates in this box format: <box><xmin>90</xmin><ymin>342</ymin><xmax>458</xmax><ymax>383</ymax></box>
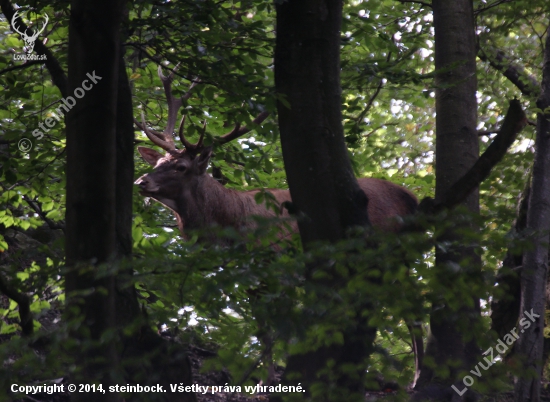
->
<box><xmin>173</xmin><ymin>174</ymin><xmax>253</xmax><ymax>232</ymax></box>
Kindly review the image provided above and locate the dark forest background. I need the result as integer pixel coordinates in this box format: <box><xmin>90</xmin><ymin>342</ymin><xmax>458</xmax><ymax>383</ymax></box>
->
<box><xmin>0</xmin><ymin>0</ymin><xmax>549</xmax><ymax>401</ymax></box>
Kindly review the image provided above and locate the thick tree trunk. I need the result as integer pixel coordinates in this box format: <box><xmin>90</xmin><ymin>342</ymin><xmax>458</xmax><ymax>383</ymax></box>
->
<box><xmin>275</xmin><ymin>0</ymin><xmax>370</xmax><ymax>242</ymax></box>
<box><xmin>514</xmin><ymin>21</ymin><xmax>550</xmax><ymax>402</ymax></box>
<box><xmin>274</xmin><ymin>0</ymin><xmax>374</xmax><ymax>400</ymax></box>
<box><xmin>65</xmin><ymin>1</ymin><xmax>125</xmax><ymax>400</ymax></box>
<box><xmin>415</xmin><ymin>1</ymin><xmax>480</xmax><ymax>400</ymax></box>
<box><xmin>113</xmin><ymin>29</ymin><xmax>142</xmax><ymax>326</ymax></box>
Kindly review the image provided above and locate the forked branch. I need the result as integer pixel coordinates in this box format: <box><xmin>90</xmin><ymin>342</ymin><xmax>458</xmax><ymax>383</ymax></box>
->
<box><xmin>215</xmin><ymin>111</ymin><xmax>270</xmax><ymax>145</ymax></box>
<box><xmin>419</xmin><ymin>99</ymin><xmax>527</xmax><ymax>215</ymax></box>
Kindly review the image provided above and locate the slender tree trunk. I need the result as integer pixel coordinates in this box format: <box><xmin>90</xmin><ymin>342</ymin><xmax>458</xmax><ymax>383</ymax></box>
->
<box><xmin>490</xmin><ymin>182</ymin><xmax>528</xmax><ymax>342</ymax></box>
<box><xmin>274</xmin><ymin>0</ymin><xmax>374</xmax><ymax>400</ymax></box>
<box><xmin>65</xmin><ymin>1</ymin><xmax>125</xmax><ymax>400</ymax></box>
<box><xmin>416</xmin><ymin>1</ymin><xmax>481</xmax><ymax>400</ymax></box>
<box><xmin>514</xmin><ymin>21</ymin><xmax>550</xmax><ymax>402</ymax></box>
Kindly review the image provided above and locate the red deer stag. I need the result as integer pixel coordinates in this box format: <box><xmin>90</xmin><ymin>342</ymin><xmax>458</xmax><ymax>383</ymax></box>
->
<box><xmin>134</xmin><ymin>65</ymin><xmax>422</xmax><ymax>385</ymax></box>
<box><xmin>135</xmin><ymin>68</ymin><xmax>417</xmax><ymax>238</ymax></box>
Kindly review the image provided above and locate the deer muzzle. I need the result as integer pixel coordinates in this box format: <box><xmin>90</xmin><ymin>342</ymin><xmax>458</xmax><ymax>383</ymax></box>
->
<box><xmin>135</xmin><ymin>175</ymin><xmax>160</xmax><ymax>194</ymax></box>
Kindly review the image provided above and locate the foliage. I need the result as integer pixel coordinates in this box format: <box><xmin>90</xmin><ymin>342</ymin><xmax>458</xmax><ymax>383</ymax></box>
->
<box><xmin>0</xmin><ymin>0</ymin><xmax>548</xmax><ymax>400</ymax></box>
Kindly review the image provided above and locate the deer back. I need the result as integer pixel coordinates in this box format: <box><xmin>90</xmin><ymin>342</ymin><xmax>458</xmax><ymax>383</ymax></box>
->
<box><xmin>358</xmin><ymin>178</ymin><xmax>417</xmax><ymax>232</ymax></box>
<box><xmin>134</xmin><ymin>64</ymin><xmax>417</xmax><ymax>241</ymax></box>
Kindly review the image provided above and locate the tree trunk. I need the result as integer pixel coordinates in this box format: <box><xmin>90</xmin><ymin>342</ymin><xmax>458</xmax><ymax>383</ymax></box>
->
<box><xmin>65</xmin><ymin>0</ymin><xmax>125</xmax><ymax>400</ymax></box>
<box><xmin>490</xmin><ymin>182</ymin><xmax>528</xmax><ymax>342</ymax></box>
<box><xmin>274</xmin><ymin>0</ymin><xmax>374</xmax><ymax>400</ymax></box>
<box><xmin>514</xmin><ymin>19</ymin><xmax>550</xmax><ymax>402</ymax></box>
<box><xmin>415</xmin><ymin>1</ymin><xmax>481</xmax><ymax>400</ymax></box>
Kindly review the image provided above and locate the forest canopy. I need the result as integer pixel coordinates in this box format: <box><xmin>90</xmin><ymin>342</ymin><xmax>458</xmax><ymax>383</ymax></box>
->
<box><xmin>0</xmin><ymin>0</ymin><xmax>549</xmax><ymax>401</ymax></box>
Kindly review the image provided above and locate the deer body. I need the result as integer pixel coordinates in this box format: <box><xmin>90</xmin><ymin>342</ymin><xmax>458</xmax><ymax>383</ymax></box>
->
<box><xmin>134</xmin><ymin>65</ymin><xmax>421</xmax><ymax>386</ymax></box>
<box><xmin>136</xmin><ymin>145</ymin><xmax>417</xmax><ymax>238</ymax></box>
<box><xmin>134</xmin><ymin>65</ymin><xmax>417</xmax><ymax>236</ymax></box>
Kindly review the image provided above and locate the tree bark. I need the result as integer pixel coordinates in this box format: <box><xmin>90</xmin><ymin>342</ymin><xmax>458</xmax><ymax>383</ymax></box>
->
<box><xmin>60</xmin><ymin>0</ymin><xmax>199</xmax><ymax>395</ymax></box>
<box><xmin>65</xmin><ymin>1</ymin><xmax>125</xmax><ymax>400</ymax></box>
<box><xmin>275</xmin><ymin>0</ymin><xmax>370</xmax><ymax>243</ymax></box>
<box><xmin>415</xmin><ymin>1</ymin><xmax>481</xmax><ymax>400</ymax></box>
<box><xmin>490</xmin><ymin>182</ymin><xmax>529</xmax><ymax>341</ymax></box>
<box><xmin>418</xmin><ymin>100</ymin><xmax>527</xmax><ymax>216</ymax></box>
<box><xmin>274</xmin><ymin>0</ymin><xmax>374</xmax><ymax>400</ymax></box>
<box><xmin>514</xmin><ymin>19</ymin><xmax>550</xmax><ymax>402</ymax></box>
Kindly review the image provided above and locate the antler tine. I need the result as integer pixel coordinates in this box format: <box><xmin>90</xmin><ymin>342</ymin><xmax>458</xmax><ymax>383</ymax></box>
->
<box><xmin>134</xmin><ymin>118</ymin><xmax>168</xmax><ymax>141</ymax></box>
<box><xmin>177</xmin><ymin>115</ymin><xmax>195</xmax><ymax>149</ymax></box>
<box><xmin>158</xmin><ymin>64</ymin><xmax>183</xmax><ymax>139</ymax></box>
<box><xmin>178</xmin><ymin>115</ymin><xmax>207</xmax><ymax>153</ymax></box>
<box><xmin>182</xmin><ymin>78</ymin><xmax>200</xmax><ymax>101</ymax></box>
<box><xmin>197</xmin><ymin>120</ymin><xmax>207</xmax><ymax>148</ymax></box>
<box><xmin>140</xmin><ymin>111</ymin><xmax>176</xmax><ymax>151</ymax></box>
<box><xmin>216</xmin><ymin>111</ymin><xmax>270</xmax><ymax>145</ymax></box>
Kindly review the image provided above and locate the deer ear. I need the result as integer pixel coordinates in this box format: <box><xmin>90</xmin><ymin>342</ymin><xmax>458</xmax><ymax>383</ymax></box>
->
<box><xmin>138</xmin><ymin>147</ymin><xmax>164</xmax><ymax>166</ymax></box>
<box><xmin>194</xmin><ymin>146</ymin><xmax>213</xmax><ymax>174</ymax></box>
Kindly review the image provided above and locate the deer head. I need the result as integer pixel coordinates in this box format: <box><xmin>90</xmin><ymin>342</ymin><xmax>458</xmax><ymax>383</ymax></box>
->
<box><xmin>134</xmin><ymin>65</ymin><xmax>419</xmax><ymax>244</ymax></box>
<box><xmin>134</xmin><ymin>65</ymin><xmax>269</xmax><ymax>222</ymax></box>
<box><xmin>11</xmin><ymin>10</ymin><xmax>48</xmax><ymax>54</ymax></box>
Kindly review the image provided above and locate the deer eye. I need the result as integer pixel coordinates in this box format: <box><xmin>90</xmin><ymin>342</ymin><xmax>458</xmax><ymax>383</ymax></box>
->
<box><xmin>175</xmin><ymin>165</ymin><xmax>187</xmax><ymax>172</ymax></box>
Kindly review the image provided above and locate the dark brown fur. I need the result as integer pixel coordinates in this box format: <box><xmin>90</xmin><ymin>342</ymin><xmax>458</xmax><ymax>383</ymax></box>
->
<box><xmin>135</xmin><ymin>147</ymin><xmax>417</xmax><ymax>236</ymax></box>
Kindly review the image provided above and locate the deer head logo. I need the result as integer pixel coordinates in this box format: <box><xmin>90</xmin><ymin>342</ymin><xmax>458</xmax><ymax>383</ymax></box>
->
<box><xmin>11</xmin><ymin>10</ymin><xmax>49</xmax><ymax>54</ymax></box>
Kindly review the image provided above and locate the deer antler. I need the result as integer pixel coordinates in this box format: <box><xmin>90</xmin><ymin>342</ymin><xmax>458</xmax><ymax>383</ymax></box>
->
<box><xmin>178</xmin><ymin>115</ymin><xmax>207</xmax><ymax>153</ymax></box>
<box><xmin>138</xmin><ymin>110</ymin><xmax>176</xmax><ymax>151</ymax></box>
<box><xmin>135</xmin><ymin>64</ymin><xmax>199</xmax><ymax>152</ymax></box>
<box><xmin>137</xmin><ymin>63</ymin><xmax>270</xmax><ymax>154</ymax></box>
<box><xmin>177</xmin><ymin>110</ymin><xmax>270</xmax><ymax>155</ymax></box>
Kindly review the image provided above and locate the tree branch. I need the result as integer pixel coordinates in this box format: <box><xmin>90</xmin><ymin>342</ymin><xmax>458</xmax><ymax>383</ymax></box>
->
<box><xmin>474</xmin><ymin>0</ymin><xmax>515</xmax><ymax>15</ymax></box>
<box><xmin>0</xmin><ymin>0</ymin><xmax>68</xmax><ymax>97</ymax></box>
<box><xmin>353</xmin><ymin>80</ymin><xmax>384</xmax><ymax>127</ymax></box>
<box><xmin>397</xmin><ymin>0</ymin><xmax>432</xmax><ymax>8</ymax></box>
<box><xmin>419</xmin><ymin>99</ymin><xmax>527</xmax><ymax>214</ymax></box>
<box><xmin>0</xmin><ymin>60</ymin><xmax>42</xmax><ymax>76</ymax></box>
<box><xmin>352</xmin><ymin>53</ymin><xmax>391</xmax><ymax>130</ymax></box>
<box><xmin>478</xmin><ymin>45</ymin><xmax>540</xmax><ymax>98</ymax></box>
<box><xmin>23</xmin><ymin>196</ymin><xmax>65</xmax><ymax>232</ymax></box>
<box><xmin>0</xmin><ymin>274</ymin><xmax>33</xmax><ymax>336</ymax></box>
<box><xmin>477</xmin><ymin>129</ymin><xmax>500</xmax><ymax>137</ymax></box>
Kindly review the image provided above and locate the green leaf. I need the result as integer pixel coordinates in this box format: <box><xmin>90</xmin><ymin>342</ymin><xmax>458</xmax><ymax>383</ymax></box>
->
<box><xmin>0</xmin><ymin>323</ymin><xmax>17</xmax><ymax>335</ymax></box>
<box><xmin>254</xmin><ymin>191</ymin><xmax>264</xmax><ymax>204</ymax></box>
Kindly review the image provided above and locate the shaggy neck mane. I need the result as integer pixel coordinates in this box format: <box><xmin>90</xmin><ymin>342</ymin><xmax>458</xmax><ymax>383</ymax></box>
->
<box><xmin>174</xmin><ymin>174</ymin><xmax>270</xmax><ymax>233</ymax></box>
